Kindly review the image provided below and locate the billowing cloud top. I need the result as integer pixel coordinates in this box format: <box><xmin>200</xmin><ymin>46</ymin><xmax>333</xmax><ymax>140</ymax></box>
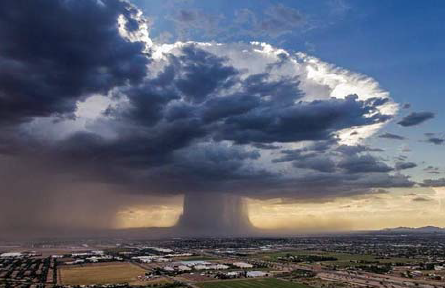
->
<box><xmin>0</xmin><ymin>0</ymin><xmax>415</xmax><ymax>204</ymax></box>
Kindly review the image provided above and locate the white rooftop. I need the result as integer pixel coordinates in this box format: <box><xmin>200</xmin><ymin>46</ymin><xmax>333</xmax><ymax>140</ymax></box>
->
<box><xmin>247</xmin><ymin>271</ymin><xmax>268</xmax><ymax>277</ymax></box>
<box><xmin>233</xmin><ymin>262</ymin><xmax>253</xmax><ymax>268</ymax></box>
<box><xmin>0</xmin><ymin>252</ymin><xmax>22</xmax><ymax>258</ymax></box>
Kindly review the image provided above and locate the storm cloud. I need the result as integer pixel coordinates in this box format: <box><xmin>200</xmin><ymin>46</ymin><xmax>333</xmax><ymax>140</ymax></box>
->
<box><xmin>18</xmin><ymin>40</ymin><xmax>401</xmax><ymax>199</ymax></box>
<box><xmin>397</xmin><ymin>112</ymin><xmax>435</xmax><ymax>127</ymax></box>
<box><xmin>422</xmin><ymin>178</ymin><xmax>445</xmax><ymax>187</ymax></box>
<box><xmin>0</xmin><ymin>0</ymin><xmax>424</xmax><ymax>236</ymax></box>
<box><xmin>424</xmin><ymin>133</ymin><xmax>444</xmax><ymax>145</ymax></box>
<box><xmin>0</xmin><ymin>0</ymin><xmax>149</xmax><ymax>126</ymax></box>
<box><xmin>378</xmin><ymin>132</ymin><xmax>406</xmax><ymax>140</ymax></box>
<box><xmin>395</xmin><ymin>161</ymin><xmax>417</xmax><ymax>171</ymax></box>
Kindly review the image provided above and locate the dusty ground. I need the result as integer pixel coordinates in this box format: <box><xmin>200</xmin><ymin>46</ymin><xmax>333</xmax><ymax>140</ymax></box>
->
<box><xmin>58</xmin><ymin>261</ymin><xmax>169</xmax><ymax>286</ymax></box>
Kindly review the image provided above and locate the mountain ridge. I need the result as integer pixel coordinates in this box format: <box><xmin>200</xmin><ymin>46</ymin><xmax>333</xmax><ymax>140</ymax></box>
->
<box><xmin>379</xmin><ymin>226</ymin><xmax>445</xmax><ymax>233</ymax></box>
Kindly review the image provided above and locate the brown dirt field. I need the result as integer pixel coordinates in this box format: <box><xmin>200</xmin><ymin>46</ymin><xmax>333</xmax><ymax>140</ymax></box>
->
<box><xmin>59</xmin><ymin>262</ymin><xmax>153</xmax><ymax>286</ymax></box>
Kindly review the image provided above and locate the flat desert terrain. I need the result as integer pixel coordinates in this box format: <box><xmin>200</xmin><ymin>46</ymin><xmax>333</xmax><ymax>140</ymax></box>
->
<box><xmin>59</xmin><ymin>262</ymin><xmax>168</xmax><ymax>286</ymax></box>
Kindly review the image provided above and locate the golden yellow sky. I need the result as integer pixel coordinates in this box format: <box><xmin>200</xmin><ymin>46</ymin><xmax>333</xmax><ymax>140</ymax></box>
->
<box><xmin>114</xmin><ymin>187</ymin><xmax>445</xmax><ymax>232</ymax></box>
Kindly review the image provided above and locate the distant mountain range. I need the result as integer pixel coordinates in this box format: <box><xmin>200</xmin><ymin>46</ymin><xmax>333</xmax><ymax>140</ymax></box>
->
<box><xmin>378</xmin><ymin>226</ymin><xmax>445</xmax><ymax>233</ymax></box>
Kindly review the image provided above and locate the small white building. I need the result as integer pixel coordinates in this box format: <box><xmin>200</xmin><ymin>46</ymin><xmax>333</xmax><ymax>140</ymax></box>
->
<box><xmin>0</xmin><ymin>252</ymin><xmax>23</xmax><ymax>258</ymax></box>
<box><xmin>132</xmin><ymin>256</ymin><xmax>154</xmax><ymax>263</ymax></box>
<box><xmin>247</xmin><ymin>271</ymin><xmax>268</xmax><ymax>278</ymax></box>
<box><xmin>66</xmin><ymin>259</ymin><xmax>85</xmax><ymax>265</ymax></box>
<box><xmin>86</xmin><ymin>256</ymin><xmax>99</xmax><ymax>263</ymax></box>
<box><xmin>233</xmin><ymin>262</ymin><xmax>253</xmax><ymax>268</ymax></box>
<box><xmin>209</xmin><ymin>264</ymin><xmax>229</xmax><ymax>270</ymax></box>
<box><xmin>132</xmin><ymin>255</ymin><xmax>170</xmax><ymax>263</ymax></box>
<box><xmin>178</xmin><ymin>265</ymin><xmax>192</xmax><ymax>272</ymax></box>
<box><xmin>146</xmin><ymin>247</ymin><xmax>173</xmax><ymax>253</ymax></box>
<box><xmin>71</xmin><ymin>252</ymin><xmax>91</xmax><ymax>257</ymax></box>
<box><xmin>163</xmin><ymin>266</ymin><xmax>175</xmax><ymax>272</ymax></box>
<box><xmin>166</xmin><ymin>253</ymin><xmax>193</xmax><ymax>258</ymax></box>
<box><xmin>181</xmin><ymin>260</ymin><xmax>211</xmax><ymax>267</ymax></box>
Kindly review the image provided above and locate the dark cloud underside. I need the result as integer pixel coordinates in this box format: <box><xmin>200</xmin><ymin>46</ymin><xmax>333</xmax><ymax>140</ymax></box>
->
<box><xmin>378</xmin><ymin>132</ymin><xmax>406</xmax><ymax>140</ymax></box>
<box><xmin>0</xmin><ymin>0</ymin><xmax>426</xmax><ymax>236</ymax></box>
<box><xmin>397</xmin><ymin>112</ymin><xmax>435</xmax><ymax>127</ymax></box>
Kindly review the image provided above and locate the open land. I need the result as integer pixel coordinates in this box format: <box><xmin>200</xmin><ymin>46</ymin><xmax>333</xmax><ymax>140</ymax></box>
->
<box><xmin>1</xmin><ymin>234</ymin><xmax>445</xmax><ymax>288</ymax></box>
<box><xmin>59</xmin><ymin>262</ymin><xmax>156</xmax><ymax>285</ymax></box>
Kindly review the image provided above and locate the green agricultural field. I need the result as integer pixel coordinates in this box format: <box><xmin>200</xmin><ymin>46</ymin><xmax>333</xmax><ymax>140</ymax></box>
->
<box><xmin>196</xmin><ymin>278</ymin><xmax>311</xmax><ymax>288</ymax></box>
<box><xmin>257</xmin><ymin>250</ymin><xmax>414</xmax><ymax>267</ymax></box>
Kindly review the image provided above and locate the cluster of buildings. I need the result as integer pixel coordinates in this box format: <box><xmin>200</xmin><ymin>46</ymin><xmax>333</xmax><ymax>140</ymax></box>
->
<box><xmin>119</xmin><ymin>246</ymin><xmax>193</xmax><ymax>264</ymax></box>
<box><xmin>163</xmin><ymin>260</ymin><xmax>230</xmax><ymax>272</ymax></box>
<box><xmin>159</xmin><ymin>260</ymin><xmax>269</xmax><ymax>279</ymax></box>
<box><xmin>0</xmin><ymin>253</ymin><xmax>54</xmax><ymax>285</ymax></box>
<box><xmin>220</xmin><ymin>270</ymin><xmax>269</xmax><ymax>278</ymax></box>
<box><xmin>54</xmin><ymin>250</ymin><xmax>123</xmax><ymax>265</ymax></box>
<box><xmin>131</xmin><ymin>255</ymin><xmax>170</xmax><ymax>263</ymax></box>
